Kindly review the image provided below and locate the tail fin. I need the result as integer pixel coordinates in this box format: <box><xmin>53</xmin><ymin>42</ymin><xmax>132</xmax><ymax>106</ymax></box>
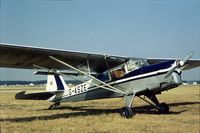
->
<box><xmin>46</xmin><ymin>74</ymin><xmax>69</xmax><ymax>92</ymax></box>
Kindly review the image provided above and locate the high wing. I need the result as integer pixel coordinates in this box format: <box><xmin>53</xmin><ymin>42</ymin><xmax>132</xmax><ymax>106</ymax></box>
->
<box><xmin>0</xmin><ymin>43</ymin><xmax>199</xmax><ymax>73</ymax></box>
<box><xmin>0</xmin><ymin>43</ymin><xmax>129</xmax><ymax>73</ymax></box>
<box><xmin>147</xmin><ymin>58</ymin><xmax>200</xmax><ymax>70</ymax></box>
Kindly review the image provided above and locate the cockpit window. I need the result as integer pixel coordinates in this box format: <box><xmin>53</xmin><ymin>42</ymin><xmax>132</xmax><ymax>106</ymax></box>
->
<box><xmin>98</xmin><ymin>59</ymin><xmax>147</xmax><ymax>81</ymax></box>
<box><xmin>126</xmin><ymin>59</ymin><xmax>146</xmax><ymax>72</ymax></box>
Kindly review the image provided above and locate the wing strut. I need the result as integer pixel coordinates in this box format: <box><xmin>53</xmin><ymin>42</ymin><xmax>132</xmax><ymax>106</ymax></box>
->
<box><xmin>49</xmin><ymin>56</ymin><xmax>126</xmax><ymax>94</ymax></box>
<box><xmin>87</xmin><ymin>56</ymin><xmax>91</xmax><ymax>76</ymax></box>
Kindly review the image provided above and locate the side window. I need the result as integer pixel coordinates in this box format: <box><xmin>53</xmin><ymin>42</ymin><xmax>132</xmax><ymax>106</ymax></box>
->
<box><xmin>126</xmin><ymin>60</ymin><xmax>136</xmax><ymax>71</ymax></box>
<box><xmin>111</xmin><ymin>67</ymin><xmax>125</xmax><ymax>79</ymax></box>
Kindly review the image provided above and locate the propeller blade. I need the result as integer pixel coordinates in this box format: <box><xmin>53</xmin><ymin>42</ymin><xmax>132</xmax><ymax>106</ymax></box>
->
<box><xmin>164</xmin><ymin>64</ymin><xmax>177</xmax><ymax>79</ymax></box>
<box><xmin>180</xmin><ymin>51</ymin><xmax>194</xmax><ymax>66</ymax></box>
<box><xmin>164</xmin><ymin>52</ymin><xmax>194</xmax><ymax>79</ymax></box>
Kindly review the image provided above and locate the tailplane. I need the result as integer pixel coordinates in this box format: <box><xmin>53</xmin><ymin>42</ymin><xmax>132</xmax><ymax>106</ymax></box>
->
<box><xmin>15</xmin><ymin>73</ymin><xmax>68</xmax><ymax>100</ymax></box>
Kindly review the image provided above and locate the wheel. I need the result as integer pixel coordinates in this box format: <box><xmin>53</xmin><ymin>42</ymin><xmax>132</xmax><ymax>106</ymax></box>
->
<box><xmin>158</xmin><ymin>102</ymin><xmax>169</xmax><ymax>114</ymax></box>
<box><xmin>120</xmin><ymin>106</ymin><xmax>134</xmax><ymax>118</ymax></box>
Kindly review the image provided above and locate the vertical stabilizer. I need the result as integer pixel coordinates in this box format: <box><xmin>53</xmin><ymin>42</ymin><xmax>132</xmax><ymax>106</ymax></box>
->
<box><xmin>46</xmin><ymin>75</ymin><xmax>68</xmax><ymax>92</ymax></box>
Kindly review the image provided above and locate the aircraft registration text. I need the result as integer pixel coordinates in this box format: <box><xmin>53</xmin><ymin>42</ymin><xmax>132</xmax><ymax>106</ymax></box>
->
<box><xmin>68</xmin><ymin>83</ymin><xmax>88</xmax><ymax>96</ymax></box>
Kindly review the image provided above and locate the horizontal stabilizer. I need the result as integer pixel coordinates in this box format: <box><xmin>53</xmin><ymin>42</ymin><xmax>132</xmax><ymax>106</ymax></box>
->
<box><xmin>15</xmin><ymin>91</ymin><xmax>63</xmax><ymax>100</ymax></box>
<box><xmin>33</xmin><ymin>70</ymin><xmax>97</xmax><ymax>76</ymax></box>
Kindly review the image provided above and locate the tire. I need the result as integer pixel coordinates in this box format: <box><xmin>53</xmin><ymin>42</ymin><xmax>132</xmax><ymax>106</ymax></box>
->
<box><xmin>158</xmin><ymin>102</ymin><xmax>169</xmax><ymax>114</ymax></box>
<box><xmin>120</xmin><ymin>106</ymin><xmax>134</xmax><ymax>118</ymax></box>
<box><xmin>48</xmin><ymin>105</ymin><xmax>55</xmax><ymax>110</ymax></box>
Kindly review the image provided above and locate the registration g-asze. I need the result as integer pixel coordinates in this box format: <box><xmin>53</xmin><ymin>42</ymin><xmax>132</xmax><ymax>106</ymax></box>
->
<box><xmin>69</xmin><ymin>83</ymin><xmax>88</xmax><ymax>96</ymax></box>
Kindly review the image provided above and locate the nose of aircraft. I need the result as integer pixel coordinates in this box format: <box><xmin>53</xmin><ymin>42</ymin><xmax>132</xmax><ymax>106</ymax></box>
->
<box><xmin>172</xmin><ymin>72</ymin><xmax>183</xmax><ymax>85</ymax></box>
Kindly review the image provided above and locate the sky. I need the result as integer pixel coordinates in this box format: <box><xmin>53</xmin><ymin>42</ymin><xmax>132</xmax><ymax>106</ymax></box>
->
<box><xmin>0</xmin><ymin>0</ymin><xmax>200</xmax><ymax>81</ymax></box>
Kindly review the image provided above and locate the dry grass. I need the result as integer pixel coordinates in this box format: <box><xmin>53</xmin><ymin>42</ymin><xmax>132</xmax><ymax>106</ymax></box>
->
<box><xmin>0</xmin><ymin>85</ymin><xmax>199</xmax><ymax>133</ymax></box>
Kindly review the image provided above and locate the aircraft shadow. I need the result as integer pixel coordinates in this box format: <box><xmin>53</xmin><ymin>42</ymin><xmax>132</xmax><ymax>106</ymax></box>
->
<box><xmin>0</xmin><ymin>101</ymin><xmax>199</xmax><ymax>122</ymax></box>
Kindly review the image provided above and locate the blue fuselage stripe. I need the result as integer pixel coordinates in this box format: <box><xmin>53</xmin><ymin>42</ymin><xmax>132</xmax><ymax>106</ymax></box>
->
<box><xmin>113</xmin><ymin>71</ymin><xmax>167</xmax><ymax>85</ymax></box>
<box><xmin>105</xmin><ymin>60</ymin><xmax>175</xmax><ymax>85</ymax></box>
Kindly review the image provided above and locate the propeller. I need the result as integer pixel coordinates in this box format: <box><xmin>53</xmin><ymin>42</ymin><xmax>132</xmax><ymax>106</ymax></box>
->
<box><xmin>164</xmin><ymin>52</ymin><xmax>194</xmax><ymax>79</ymax></box>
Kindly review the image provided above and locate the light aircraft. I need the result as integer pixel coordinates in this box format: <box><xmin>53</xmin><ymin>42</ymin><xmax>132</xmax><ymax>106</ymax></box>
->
<box><xmin>0</xmin><ymin>43</ymin><xmax>200</xmax><ymax>118</ymax></box>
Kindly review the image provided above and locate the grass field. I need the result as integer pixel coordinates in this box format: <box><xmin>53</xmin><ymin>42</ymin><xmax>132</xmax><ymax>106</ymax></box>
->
<box><xmin>0</xmin><ymin>85</ymin><xmax>199</xmax><ymax>133</ymax></box>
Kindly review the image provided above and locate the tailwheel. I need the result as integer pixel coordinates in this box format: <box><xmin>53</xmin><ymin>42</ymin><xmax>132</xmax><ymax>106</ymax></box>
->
<box><xmin>158</xmin><ymin>102</ymin><xmax>169</xmax><ymax>114</ymax></box>
<box><xmin>48</xmin><ymin>102</ymin><xmax>60</xmax><ymax>110</ymax></box>
<box><xmin>120</xmin><ymin>106</ymin><xmax>134</xmax><ymax>118</ymax></box>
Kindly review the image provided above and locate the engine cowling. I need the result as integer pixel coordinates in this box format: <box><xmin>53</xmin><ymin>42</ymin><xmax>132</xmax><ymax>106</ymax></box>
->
<box><xmin>172</xmin><ymin>72</ymin><xmax>183</xmax><ymax>85</ymax></box>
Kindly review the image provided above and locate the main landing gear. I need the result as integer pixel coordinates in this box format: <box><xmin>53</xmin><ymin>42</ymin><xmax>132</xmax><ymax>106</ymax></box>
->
<box><xmin>138</xmin><ymin>92</ymin><xmax>169</xmax><ymax>114</ymax></box>
<box><xmin>120</xmin><ymin>93</ymin><xmax>135</xmax><ymax>118</ymax></box>
<box><xmin>48</xmin><ymin>102</ymin><xmax>60</xmax><ymax>110</ymax></box>
<box><xmin>120</xmin><ymin>91</ymin><xmax>169</xmax><ymax>118</ymax></box>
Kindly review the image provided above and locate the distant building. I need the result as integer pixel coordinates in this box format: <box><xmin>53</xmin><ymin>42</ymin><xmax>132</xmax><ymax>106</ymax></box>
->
<box><xmin>183</xmin><ymin>82</ymin><xmax>189</xmax><ymax>85</ymax></box>
<box><xmin>29</xmin><ymin>83</ymin><xmax>34</xmax><ymax>86</ymax></box>
<box><xmin>193</xmin><ymin>82</ymin><xmax>198</xmax><ymax>85</ymax></box>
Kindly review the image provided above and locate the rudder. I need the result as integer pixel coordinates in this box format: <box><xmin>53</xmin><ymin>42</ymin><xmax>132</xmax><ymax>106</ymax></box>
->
<box><xmin>46</xmin><ymin>74</ymin><xmax>69</xmax><ymax>92</ymax></box>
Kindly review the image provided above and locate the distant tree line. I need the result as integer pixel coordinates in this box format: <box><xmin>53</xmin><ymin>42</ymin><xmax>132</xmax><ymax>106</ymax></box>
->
<box><xmin>0</xmin><ymin>80</ymin><xmax>199</xmax><ymax>86</ymax></box>
<box><xmin>0</xmin><ymin>80</ymin><xmax>47</xmax><ymax>85</ymax></box>
<box><xmin>0</xmin><ymin>80</ymin><xmax>82</xmax><ymax>85</ymax></box>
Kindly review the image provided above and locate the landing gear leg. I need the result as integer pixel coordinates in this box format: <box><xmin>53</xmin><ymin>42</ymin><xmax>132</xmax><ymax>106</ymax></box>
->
<box><xmin>143</xmin><ymin>92</ymin><xmax>169</xmax><ymax>114</ymax></box>
<box><xmin>120</xmin><ymin>93</ymin><xmax>135</xmax><ymax>118</ymax></box>
<box><xmin>48</xmin><ymin>102</ymin><xmax>60</xmax><ymax>110</ymax></box>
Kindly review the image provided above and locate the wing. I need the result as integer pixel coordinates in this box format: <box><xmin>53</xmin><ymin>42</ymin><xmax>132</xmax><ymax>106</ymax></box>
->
<box><xmin>1</xmin><ymin>43</ymin><xmax>199</xmax><ymax>72</ymax></box>
<box><xmin>147</xmin><ymin>58</ymin><xmax>200</xmax><ymax>70</ymax></box>
<box><xmin>0</xmin><ymin>43</ymin><xmax>129</xmax><ymax>73</ymax></box>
